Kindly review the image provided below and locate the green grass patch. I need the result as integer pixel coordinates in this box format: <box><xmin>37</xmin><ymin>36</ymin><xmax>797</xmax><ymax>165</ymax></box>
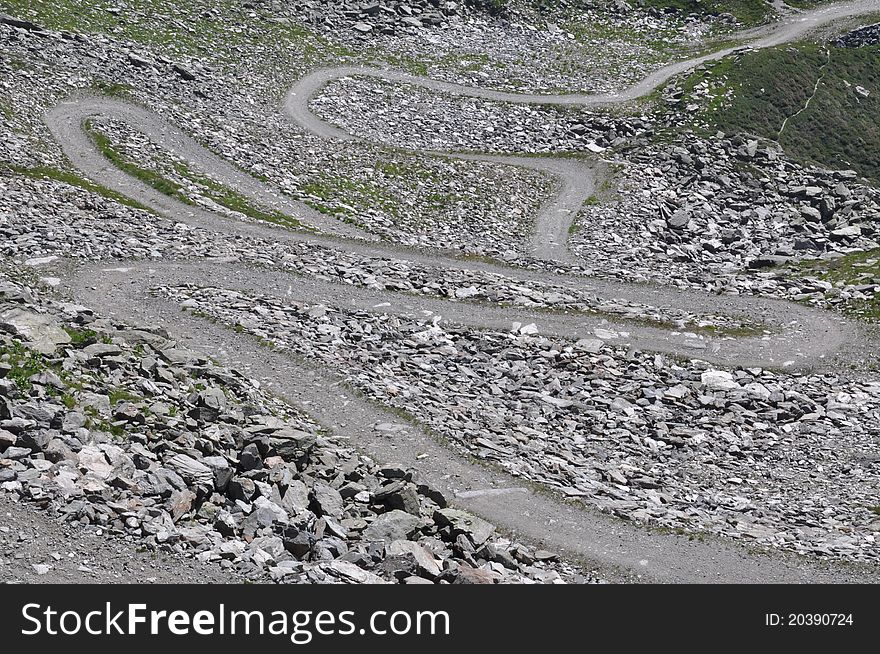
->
<box><xmin>84</xmin><ymin>119</ymin><xmax>190</xmax><ymax>198</ymax></box>
<box><xmin>424</xmin><ymin>191</ymin><xmax>456</xmax><ymax>210</ymax></box>
<box><xmin>673</xmin><ymin>40</ymin><xmax>880</xmax><ymax>182</ymax></box>
<box><xmin>4</xmin><ymin>164</ymin><xmax>153</xmax><ymax>212</ymax></box>
<box><xmin>108</xmin><ymin>388</ymin><xmax>141</xmax><ymax>404</ymax></box>
<box><xmin>485</xmin><ymin>0</ymin><xmax>779</xmax><ymax>24</ymax></box>
<box><xmin>83</xmin><ymin>120</ymin><xmax>301</xmax><ymax>229</ymax></box>
<box><xmin>785</xmin><ymin>0</ymin><xmax>833</xmax><ymax>8</ymax></box>
<box><xmin>91</xmin><ymin>419</ymin><xmax>126</xmax><ymax>438</ymax></box>
<box><xmin>0</xmin><ymin>337</ymin><xmax>93</xmax><ymax>393</ymax></box>
<box><xmin>301</xmin><ymin>174</ymin><xmax>400</xmax><ymax>220</ymax></box>
<box><xmin>173</xmin><ymin>162</ymin><xmax>301</xmax><ymax>229</ymax></box>
<box><xmin>90</xmin><ymin>79</ymin><xmax>132</xmax><ymax>98</ymax></box>
<box><xmin>563</xmin><ymin>17</ymin><xmax>685</xmax><ymax>63</ymax></box>
<box><xmin>790</xmin><ymin>248</ymin><xmax>880</xmax><ymax>321</ymax></box>
<box><xmin>374</xmin><ymin>54</ymin><xmax>427</xmax><ymax>77</ymax></box>
<box><xmin>0</xmin><ymin>341</ymin><xmax>47</xmax><ymax>390</ymax></box>
<box><xmin>373</xmin><ymin>158</ymin><xmax>442</xmax><ymax>183</ymax></box>
<box><xmin>693</xmin><ymin>322</ymin><xmax>769</xmax><ymax>338</ymax></box>
<box><xmin>62</xmin><ymin>326</ymin><xmax>99</xmax><ymax>346</ymax></box>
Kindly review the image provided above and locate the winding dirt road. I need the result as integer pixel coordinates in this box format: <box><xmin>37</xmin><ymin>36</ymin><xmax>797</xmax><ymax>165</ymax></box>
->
<box><xmin>44</xmin><ymin>97</ymin><xmax>854</xmax><ymax>372</ymax></box>
<box><xmin>43</xmin><ymin>0</ymin><xmax>880</xmax><ymax>581</ymax></box>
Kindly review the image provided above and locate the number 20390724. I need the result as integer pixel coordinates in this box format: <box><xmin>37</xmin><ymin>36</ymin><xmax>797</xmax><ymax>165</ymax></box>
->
<box><xmin>765</xmin><ymin>613</ymin><xmax>853</xmax><ymax>627</ymax></box>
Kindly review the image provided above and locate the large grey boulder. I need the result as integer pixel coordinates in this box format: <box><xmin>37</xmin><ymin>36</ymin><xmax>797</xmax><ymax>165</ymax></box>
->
<box><xmin>0</xmin><ymin>308</ymin><xmax>70</xmax><ymax>354</ymax></box>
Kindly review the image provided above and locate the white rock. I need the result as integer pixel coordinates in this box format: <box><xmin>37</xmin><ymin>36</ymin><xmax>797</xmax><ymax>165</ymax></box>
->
<box><xmin>700</xmin><ymin>370</ymin><xmax>739</xmax><ymax>392</ymax></box>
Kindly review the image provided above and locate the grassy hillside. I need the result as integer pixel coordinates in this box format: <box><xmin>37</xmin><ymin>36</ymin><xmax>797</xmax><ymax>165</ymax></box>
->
<box><xmin>674</xmin><ymin>40</ymin><xmax>880</xmax><ymax>181</ymax></box>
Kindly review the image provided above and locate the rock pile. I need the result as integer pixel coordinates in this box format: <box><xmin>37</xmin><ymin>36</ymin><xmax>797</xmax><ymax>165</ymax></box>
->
<box><xmin>0</xmin><ymin>270</ymin><xmax>579</xmax><ymax>583</ymax></box>
<box><xmin>567</xmin><ymin>130</ymin><xmax>880</xmax><ymax>301</ymax></box>
<box><xmin>834</xmin><ymin>23</ymin><xmax>880</xmax><ymax>48</ymax></box>
<box><xmin>311</xmin><ymin>75</ymin><xmax>651</xmax><ymax>153</ymax></box>
<box><xmin>296</xmin><ymin>0</ymin><xmax>478</xmax><ymax>35</ymax></box>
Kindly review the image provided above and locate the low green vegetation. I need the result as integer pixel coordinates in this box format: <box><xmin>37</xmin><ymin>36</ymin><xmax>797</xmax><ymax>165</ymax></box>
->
<box><xmin>374</xmin><ymin>157</ymin><xmax>443</xmax><ymax>184</ymax></box>
<box><xmin>108</xmin><ymin>388</ymin><xmax>141</xmax><ymax>404</ymax></box>
<box><xmin>674</xmin><ymin>40</ymin><xmax>880</xmax><ymax>182</ymax></box>
<box><xmin>0</xmin><ymin>351</ymin><xmax>153</xmax><ymax>437</ymax></box>
<box><xmin>83</xmin><ymin>119</ymin><xmax>301</xmax><ymax>228</ymax></box>
<box><xmin>89</xmin><ymin>418</ymin><xmax>126</xmax><ymax>438</ymax></box>
<box><xmin>425</xmin><ymin>191</ymin><xmax>456</xmax><ymax>211</ymax></box>
<box><xmin>4</xmin><ymin>164</ymin><xmax>152</xmax><ymax>212</ymax></box>
<box><xmin>785</xmin><ymin>0</ymin><xmax>833</xmax><ymax>8</ymax></box>
<box><xmin>675</xmin><ymin>43</ymin><xmax>825</xmax><ymax>136</ymax></box>
<box><xmin>301</xmin><ymin>174</ymin><xmax>401</xmax><ymax>221</ymax></box>
<box><xmin>2</xmin><ymin>56</ymin><xmax>27</xmax><ymax>72</ymax></box>
<box><xmin>464</xmin><ymin>0</ymin><xmax>507</xmax><ymax>15</ymax></box>
<box><xmin>181</xmin><ymin>164</ymin><xmax>302</xmax><ymax>229</ymax></box>
<box><xmin>569</xmin><ymin>195</ymin><xmax>599</xmax><ymax>235</ymax></box>
<box><xmin>0</xmin><ymin>0</ymin><xmax>787</xmax><ymax>96</ymax></box>
<box><xmin>84</xmin><ymin>120</ymin><xmax>188</xmax><ymax>197</ymax></box>
<box><xmin>0</xmin><ymin>333</ymin><xmax>95</xmax><ymax>394</ymax></box>
<box><xmin>0</xmin><ymin>340</ymin><xmax>49</xmax><ymax>390</ymax></box>
<box><xmin>62</xmin><ymin>326</ymin><xmax>99</xmax><ymax>346</ymax></box>
<box><xmin>372</xmin><ymin>54</ymin><xmax>427</xmax><ymax>77</ymax></box>
<box><xmin>90</xmin><ymin>79</ymin><xmax>132</xmax><ymax>98</ymax></box>
<box><xmin>792</xmin><ymin>249</ymin><xmax>880</xmax><ymax>321</ymax></box>
<box><xmin>563</xmin><ymin>18</ymin><xmax>687</xmax><ymax>66</ymax></box>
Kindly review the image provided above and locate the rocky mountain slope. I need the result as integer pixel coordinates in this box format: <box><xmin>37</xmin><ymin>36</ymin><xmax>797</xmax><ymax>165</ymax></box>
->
<box><xmin>2</xmin><ymin>0</ymin><xmax>880</xmax><ymax>583</ymax></box>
